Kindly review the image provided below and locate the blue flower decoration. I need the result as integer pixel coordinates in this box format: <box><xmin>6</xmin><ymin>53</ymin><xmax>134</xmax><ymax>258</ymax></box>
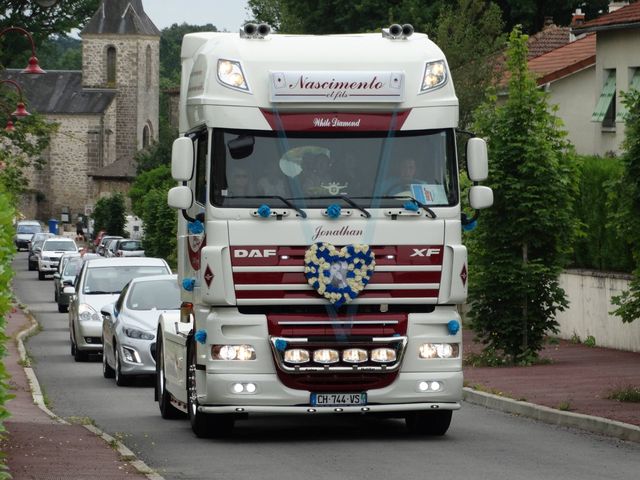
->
<box><xmin>275</xmin><ymin>338</ymin><xmax>288</xmax><ymax>352</ymax></box>
<box><xmin>195</xmin><ymin>329</ymin><xmax>207</xmax><ymax>344</ymax></box>
<box><xmin>257</xmin><ymin>204</ymin><xmax>271</xmax><ymax>218</ymax></box>
<box><xmin>188</xmin><ymin>220</ymin><xmax>204</xmax><ymax>234</ymax></box>
<box><xmin>326</xmin><ymin>203</ymin><xmax>342</xmax><ymax>218</ymax></box>
<box><xmin>182</xmin><ymin>278</ymin><xmax>196</xmax><ymax>291</ymax></box>
<box><xmin>463</xmin><ymin>219</ymin><xmax>477</xmax><ymax>231</ymax></box>
<box><xmin>447</xmin><ymin>320</ymin><xmax>460</xmax><ymax>335</ymax></box>
<box><xmin>403</xmin><ymin>201</ymin><xmax>419</xmax><ymax>212</ymax></box>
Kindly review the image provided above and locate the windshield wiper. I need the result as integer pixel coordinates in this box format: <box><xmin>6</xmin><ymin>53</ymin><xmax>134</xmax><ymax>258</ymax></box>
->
<box><xmin>227</xmin><ymin>195</ymin><xmax>307</xmax><ymax>218</ymax></box>
<box><xmin>301</xmin><ymin>195</ymin><xmax>371</xmax><ymax>218</ymax></box>
<box><xmin>355</xmin><ymin>196</ymin><xmax>437</xmax><ymax>219</ymax></box>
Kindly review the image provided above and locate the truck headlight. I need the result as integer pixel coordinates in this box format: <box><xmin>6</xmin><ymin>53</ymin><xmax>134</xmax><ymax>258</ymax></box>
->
<box><xmin>217</xmin><ymin>59</ymin><xmax>249</xmax><ymax>91</ymax></box>
<box><xmin>418</xmin><ymin>343</ymin><xmax>459</xmax><ymax>359</ymax></box>
<box><xmin>78</xmin><ymin>304</ymin><xmax>101</xmax><ymax>322</ymax></box>
<box><xmin>371</xmin><ymin>348</ymin><xmax>396</xmax><ymax>363</ymax></box>
<box><xmin>212</xmin><ymin>344</ymin><xmax>256</xmax><ymax>361</ymax></box>
<box><xmin>421</xmin><ymin>60</ymin><xmax>447</xmax><ymax>92</ymax></box>
<box><xmin>284</xmin><ymin>349</ymin><xmax>310</xmax><ymax>364</ymax></box>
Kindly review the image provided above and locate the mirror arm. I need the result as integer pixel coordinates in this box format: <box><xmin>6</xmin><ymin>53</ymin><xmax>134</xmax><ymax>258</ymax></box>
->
<box><xmin>179</xmin><ymin>181</ymin><xmax>197</xmax><ymax>222</ymax></box>
<box><xmin>461</xmin><ymin>209</ymin><xmax>480</xmax><ymax>226</ymax></box>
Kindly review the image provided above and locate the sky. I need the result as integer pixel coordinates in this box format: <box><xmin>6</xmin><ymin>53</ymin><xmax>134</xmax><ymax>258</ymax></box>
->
<box><xmin>143</xmin><ymin>0</ymin><xmax>251</xmax><ymax>32</ymax></box>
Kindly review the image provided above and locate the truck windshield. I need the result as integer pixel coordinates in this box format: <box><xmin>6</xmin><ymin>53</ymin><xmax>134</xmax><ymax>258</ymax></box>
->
<box><xmin>211</xmin><ymin>128</ymin><xmax>458</xmax><ymax>209</ymax></box>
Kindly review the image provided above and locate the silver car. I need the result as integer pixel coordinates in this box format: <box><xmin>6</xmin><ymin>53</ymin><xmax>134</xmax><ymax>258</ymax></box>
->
<box><xmin>66</xmin><ymin>257</ymin><xmax>171</xmax><ymax>362</ymax></box>
<box><xmin>38</xmin><ymin>237</ymin><xmax>78</xmax><ymax>280</ymax></box>
<box><xmin>101</xmin><ymin>274</ymin><xmax>180</xmax><ymax>385</ymax></box>
<box><xmin>53</xmin><ymin>253</ymin><xmax>81</xmax><ymax>312</ymax></box>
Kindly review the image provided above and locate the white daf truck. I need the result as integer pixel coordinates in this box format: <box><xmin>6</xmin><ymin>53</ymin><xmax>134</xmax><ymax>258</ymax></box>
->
<box><xmin>156</xmin><ymin>23</ymin><xmax>493</xmax><ymax>438</ymax></box>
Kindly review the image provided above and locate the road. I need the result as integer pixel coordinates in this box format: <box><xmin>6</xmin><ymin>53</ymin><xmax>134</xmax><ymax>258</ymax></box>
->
<box><xmin>12</xmin><ymin>252</ymin><xmax>639</xmax><ymax>480</ymax></box>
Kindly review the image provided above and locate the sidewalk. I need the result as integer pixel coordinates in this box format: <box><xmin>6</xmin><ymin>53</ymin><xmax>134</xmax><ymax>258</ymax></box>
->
<box><xmin>1</xmin><ymin>311</ymin><xmax>639</xmax><ymax>479</ymax></box>
<box><xmin>0</xmin><ymin>307</ymin><xmax>158</xmax><ymax>480</ymax></box>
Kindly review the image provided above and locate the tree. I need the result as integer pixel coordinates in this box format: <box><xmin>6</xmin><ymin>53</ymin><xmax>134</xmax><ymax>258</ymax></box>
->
<box><xmin>0</xmin><ymin>99</ymin><xmax>57</xmax><ymax>202</ymax></box>
<box><xmin>36</xmin><ymin>35</ymin><xmax>82</xmax><ymax>71</ymax></box>
<box><xmin>611</xmin><ymin>88</ymin><xmax>640</xmax><ymax>323</ymax></box>
<box><xmin>160</xmin><ymin>23</ymin><xmax>217</xmax><ymax>86</ymax></box>
<box><xmin>91</xmin><ymin>193</ymin><xmax>126</xmax><ymax>236</ymax></box>
<box><xmin>469</xmin><ymin>27</ymin><xmax>578</xmax><ymax>363</ymax></box>
<box><xmin>431</xmin><ymin>0</ymin><xmax>505</xmax><ymax>129</ymax></box>
<box><xmin>0</xmin><ymin>0</ymin><xmax>100</xmax><ymax>68</ymax></box>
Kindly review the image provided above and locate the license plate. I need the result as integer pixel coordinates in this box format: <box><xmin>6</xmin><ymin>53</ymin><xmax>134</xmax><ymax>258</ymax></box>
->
<box><xmin>310</xmin><ymin>392</ymin><xmax>367</xmax><ymax>407</ymax></box>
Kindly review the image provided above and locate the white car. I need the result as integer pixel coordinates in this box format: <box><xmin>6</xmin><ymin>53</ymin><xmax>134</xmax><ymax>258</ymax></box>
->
<box><xmin>101</xmin><ymin>274</ymin><xmax>180</xmax><ymax>386</ymax></box>
<box><xmin>66</xmin><ymin>257</ymin><xmax>172</xmax><ymax>361</ymax></box>
<box><xmin>38</xmin><ymin>237</ymin><xmax>78</xmax><ymax>280</ymax></box>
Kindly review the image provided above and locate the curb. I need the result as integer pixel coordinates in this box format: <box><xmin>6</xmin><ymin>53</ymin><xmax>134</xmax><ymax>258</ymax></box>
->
<box><xmin>463</xmin><ymin>387</ymin><xmax>640</xmax><ymax>443</ymax></box>
<box><xmin>14</xmin><ymin>306</ymin><xmax>166</xmax><ymax>480</ymax></box>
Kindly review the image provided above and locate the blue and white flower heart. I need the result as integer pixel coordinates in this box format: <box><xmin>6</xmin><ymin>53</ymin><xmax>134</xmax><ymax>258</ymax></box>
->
<box><xmin>304</xmin><ymin>243</ymin><xmax>375</xmax><ymax>307</ymax></box>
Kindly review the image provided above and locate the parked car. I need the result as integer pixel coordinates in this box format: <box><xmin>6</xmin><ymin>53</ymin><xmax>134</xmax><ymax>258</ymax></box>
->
<box><xmin>97</xmin><ymin>235</ymin><xmax>123</xmax><ymax>256</ymax></box>
<box><xmin>53</xmin><ymin>254</ymin><xmax>81</xmax><ymax>313</ymax></box>
<box><xmin>28</xmin><ymin>233</ymin><xmax>55</xmax><ymax>271</ymax></box>
<box><xmin>37</xmin><ymin>237</ymin><xmax>78</xmax><ymax>280</ymax></box>
<box><xmin>106</xmin><ymin>239</ymin><xmax>145</xmax><ymax>258</ymax></box>
<box><xmin>101</xmin><ymin>274</ymin><xmax>180</xmax><ymax>385</ymax></box>
<box><xmin>66</xmin><ymin>257</ymin><xmax>172</xmax><ymax>361</ymax></box>
<box><xmin>14</xmin><ymin>220</ymin><xmax>43</xmax><ymax>251</ymax></box>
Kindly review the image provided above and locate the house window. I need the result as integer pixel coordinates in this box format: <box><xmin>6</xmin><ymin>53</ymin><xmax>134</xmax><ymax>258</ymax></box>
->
<box><xmin>145</xmin><ymin>45</ymin><xmax>152</xmax><ymax>89</ymax></box>
<box><xmin>106</xmin><ymin>46</ymin><xmax>117</xmax><ymax>86</ymax></box>
<box><xmin>592</xmin><ymin>70</ymin><xmax>616</xmax><ymax>128</ymax></box>
<box><xmin>142</xmin><ymin>125</ymin><xmax>150</xmax><ymax>148</ymax></box>
<box><xmin>617</xmin><ymin>68</ymin><xmax>640</xmax><ymax>121</ymax></box>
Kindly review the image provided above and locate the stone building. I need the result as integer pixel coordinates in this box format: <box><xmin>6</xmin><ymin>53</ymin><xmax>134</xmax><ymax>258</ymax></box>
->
<box><xmin>2</xmin><ymin>0</ymin><xmax>159</xmax><ymax>225</ymax></box>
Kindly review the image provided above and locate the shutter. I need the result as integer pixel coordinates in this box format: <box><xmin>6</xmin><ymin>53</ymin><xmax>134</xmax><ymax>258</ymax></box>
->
<box><xmin>592</xmin><ymin>71</ymin><xmax>616</xmax><ymax>122</ymax></box>
<box><xmin>616</xmin><ymin>69</ymin><xmax>640</xmax><ymax>121</ymax></box>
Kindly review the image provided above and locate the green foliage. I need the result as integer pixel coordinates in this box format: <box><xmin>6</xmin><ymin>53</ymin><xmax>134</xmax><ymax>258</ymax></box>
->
<box><xmin>607</xmin><ymin>386</ymin><xmax>640</xmax><ymax>403</ymax></box>
<box><xmin>139</xmin><ymin>186</ymin><xmax>177</xmax><ymax>265</ymax></box>
<box><xmin>0</xmin><ymin>186</ymin><xmax>15</xmax><ymax>478</ymax></box>
<box><xmin>129</xmin><ymin>165</ymin><xmax>174</xmax><ymax>216</ymax></box>
<box><xmin>611</xmin><ymin>88</ymin><xmax>640</xmax><ymax>323</ymax></box>
<box><xmin>91</xmin><ymin>193</ymin><xmax>126</xmax><ymax>236</ymax></box>
<box><xmin>160</xmin><ymin>23</ymin><xmax>217</xmax><ymax>86</ymax></box>
<box><xmin>37</xmin><ymin>35</ymin><xmax>83</xmax><ymax>71</ymax></box>
<box><xmin>431</xmin><ymin>0</ymin><xmax>505</xmax><ymax>129</ymax></box>
<box><xmin>468</xmin><ymin>27</ymin><xmax>578</xmax><ymax>363</ymax></box>
<box><xmin>0</xmin><ymin>103</ymin><xmax>57</xmax><ymax>202</ymax></box>
<box><xmin>0</xmin><ymin>0</ymin><xmax>100</xmax><ymax>68</ymax></box>
<box><xmin>583</xmin><ymin>335</ymin><xmax>596</xmax><ymax>347</ymax></box>
<box><xmin>571</xmin><ymin>155</ymin><xmax>633</xmax><ymax>272</ymax></box>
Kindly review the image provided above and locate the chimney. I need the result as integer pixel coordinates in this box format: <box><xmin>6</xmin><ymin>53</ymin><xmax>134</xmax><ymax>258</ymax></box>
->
<box><xmin>571</xmin><ymin>8</ymin><xmax>585</xmax><ymax>27</ymax></box>
<box><xmin>543</xmin><ymin>16</ymin><xmax>554</xmax><ymax>29</ymax></box>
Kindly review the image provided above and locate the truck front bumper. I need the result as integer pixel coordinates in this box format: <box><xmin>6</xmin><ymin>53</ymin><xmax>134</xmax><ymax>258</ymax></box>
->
<box><xmin>196</xmin><ymin>370</ymin><xmax>462</xmax><ymax>414</ymax></box>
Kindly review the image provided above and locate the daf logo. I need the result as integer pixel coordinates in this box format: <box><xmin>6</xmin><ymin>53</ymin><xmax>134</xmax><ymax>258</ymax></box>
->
<box><xmin>410</xmin><ymin>248</ymin><xmax>441</xmax><ymax>257</ymax></box>
<box><xmin>234</xmin><ymin>249</ymin><xmax>277</xmax><ymax>258</ymax></box>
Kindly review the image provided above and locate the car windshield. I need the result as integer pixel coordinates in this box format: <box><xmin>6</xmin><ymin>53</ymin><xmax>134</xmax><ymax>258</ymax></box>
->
<box><xmin>211</xmin><ymin>128</ymin><xmax>458</xmax><ymax>209</ymax></box>
<box><xmin>17</xmin><ymin>224</ymin><xmax>41</xmax><ymax>234</ymax></box>
<box><xmin>126</xmin><ymin>279</ymin><xmax>180</xmax><ymax>310</ymax></box>
<box><xmin>83</xmin><ymin>265</ymin><xmax>169</xmax><ymax>294</ymax></box>
<box><xmin>119</xmin><ymin>240</ymin><xmax>142</xmax><ymax>251</ymax></box>
<box><xmin>43</xmin><ymin>241</ymin><xmax>76</xmax><ymax>252</ymax></box>
<box><xmin>63</xmin><ymin>258</ymin><xmax>82</xmax><ymax>276</ymax></box>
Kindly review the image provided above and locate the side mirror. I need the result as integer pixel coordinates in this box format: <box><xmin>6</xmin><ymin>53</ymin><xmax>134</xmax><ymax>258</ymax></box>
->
<box><xmin>63</xmin><ymin>280</ymin><xmax>73</xmax><ymax>286</ymax></box>
<box><xmin>168</xmin><ymin>186</ymin><xmax>194</xmax><ymax>210</ymax></box>
<box><xmin>228</xmin><ymin>135</ymin><xmax>255</xmax><ymax>159</ymax></box>
<box><xmin>467</xmin><ymin>137</ymin><xmax>488</xmax><ymax>181</ymax></box>
<box><xmin>469</xmin><ymin>186</ymin><xmax>493</xmax><ymax>210</ymax></box>
<box><xmin>171</xmin><ymin>137</ymin><xmax>195</xmax><ymax>181</ymax></box>
<box><xmin>53</xmin><ymin>273</ymin><xmax>60</xmax><ymax>279</ymax></box>
<box><xmin>101</xmin><ymin>304</ymin><xmax>115</xmax><ymax>319</ymax></box>
<box><xmin>63</xmin><ymin>286</ymin><xmax>76</xmax><ymax>295</ymax></box>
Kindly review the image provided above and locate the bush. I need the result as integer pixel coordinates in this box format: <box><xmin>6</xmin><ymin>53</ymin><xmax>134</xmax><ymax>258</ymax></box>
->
<box><xmin>0</xmin><ymin>186</ymin><xmax>15</xmax><ymax>478</ymax></box>
<box><xmin>91</xmin><ymin>193</ymin><xmax>126</xmax><ymax>237</ymax></box>
<box><xmin>571</xmin><ymin>155</ymin><xmax>633</xmax><ymax>272</ymax></box>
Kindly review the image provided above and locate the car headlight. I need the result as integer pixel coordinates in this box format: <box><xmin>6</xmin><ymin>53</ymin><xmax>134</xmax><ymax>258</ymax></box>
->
<box><xmin>78</xmin><ymin>304</ymin><xmax>101</xmax><ymax>322</ymax></box>
<box><xmin>123</xmin><ymin>327</ymin><xmax>154</xmax><ymax>340</ymax></box>
<box><xmin>421</xmin><ymin>60</ymin><xmax>447</xmax><ymax>92</ymax></box>
<box><xmin>418</xmin><ymin>343</ymin><xmax>460</xmax><ymax>359</ymax></box>
<box><xmin>217</xmin><ymin>59</ymin><xmax>249</xmax><ymax>91</ymax></box>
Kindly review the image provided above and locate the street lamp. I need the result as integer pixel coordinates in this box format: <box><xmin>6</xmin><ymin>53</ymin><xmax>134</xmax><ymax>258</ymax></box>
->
<box><xmin>0</xmin><ymin>80</ymin><xmax>31</xmax><ymax>117</ymax></box>
<box><xmin>0</xmin><ymin>26</ymin><xmax>46</xmax><ymax>75</ymax></box>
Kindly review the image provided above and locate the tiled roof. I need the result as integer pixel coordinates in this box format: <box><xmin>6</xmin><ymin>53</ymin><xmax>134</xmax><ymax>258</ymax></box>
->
<box><xmin>82</xmin><ymin>0</ymin><xmax>160</xmax><ymax>36</ymax></box>
<box><xmin>572</xmin><ymin>2</ymin><xmax>640</xmax><ymax>33</ymax></box>
<box><xmin>528</xmin><ymin>33</ymin><xmax>596</xmax><ymax>85</ymax></box>
<box><xmin>527</xmin><ymin>25</ymin><xmax>571</xmax><ymax>59</ymax></box>
<box><xmin>89</xmin><ymin>157</ymin><xmax>137</xmax><ymax>179</ymax></box>
<box><xmin>1</xmin><ymin>70</ymin><xmax>115</xmax><ymax>114</ymax></box>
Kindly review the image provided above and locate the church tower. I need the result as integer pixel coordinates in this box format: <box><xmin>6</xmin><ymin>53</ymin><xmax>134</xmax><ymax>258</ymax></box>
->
<box><xmin>81</xmin><ymin>0</ymin><xmax>160</xmax><ymax>171</ymax></box>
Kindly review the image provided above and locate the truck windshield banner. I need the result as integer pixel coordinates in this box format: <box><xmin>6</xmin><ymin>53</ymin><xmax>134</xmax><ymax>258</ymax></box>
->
<box><xmin>270</xmin><ymin>71</ymin><xmax>405</xmax><ymax>103</ymax></box>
